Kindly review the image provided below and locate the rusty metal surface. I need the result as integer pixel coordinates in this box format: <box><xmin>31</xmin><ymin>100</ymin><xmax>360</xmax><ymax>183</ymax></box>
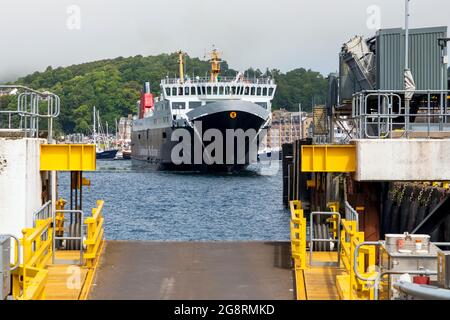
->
<box><xmin>89</xmin><ymin>241</ymin><xmax>294</xmax><ymax>300</ymax></box>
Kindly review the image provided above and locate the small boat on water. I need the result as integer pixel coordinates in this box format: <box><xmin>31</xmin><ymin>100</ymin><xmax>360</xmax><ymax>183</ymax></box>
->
<box><xmin>93</xmin><ymin>106</ymin><xmax>119</xmax><ymax>160</ymax></box>
<box><xmin>113</xmin><ymin>148</ymin><xmax>131</xmax><ymax>160</ymax></box>
<box><xmin>97</xmin><ymin>149</ymin><xmax>119</xmax><ymax>159</ymax></box>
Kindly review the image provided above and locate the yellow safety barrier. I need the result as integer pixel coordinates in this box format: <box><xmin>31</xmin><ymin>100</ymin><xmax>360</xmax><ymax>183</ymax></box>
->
<box><xmin>10</xmin><ymin>199</ymin><xmax>106</xmax><ymax>300</ymax></box>
<box><xmin>84</xmin><ymin>200</ymin><xmax>105</xmax><ymax>268</ymax></box>
<box><xmin>290</xmin><ymin>201</ymin><xmax>307</xmax><ymax>270</ymax></box>
<box><xmin>290</xmin><ymin>200</ymin><xmax>307</xmax><ymax>300</ymax></box>
<box><xmin>327</xmin><ymin>202</ymin><xmax>340</xmax><ymax>238</ymax></box>
<box><xmin>55</xmin><ymin>198</ymin><xmax>66</xmax><ymax>238</ymax></box>
<box><xmin>12</xmin><ymin>218</ymin><xmax>53</xmax><ymax>300</ymax></box>
<box><xmin>337</xmin><ymin>220</ymin><xmax>376</xmax><ymax>300</ymax></box>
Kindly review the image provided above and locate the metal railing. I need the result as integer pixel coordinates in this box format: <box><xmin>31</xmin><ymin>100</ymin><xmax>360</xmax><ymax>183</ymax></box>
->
<box><xmin>0</xmin><ymin>85</ymin><xmax>60</xmax><ymax>139</ymax></box>
<box><xmin>289</xmin><ymin>201</ymin><xmax>378</xmax><ymax>300</ymax></box>
<box><xmin>290</xmin><ymin>200</ymin><xmax>307</xmax><ymax>270</ymax></box>
<box><xmin>344</xmin><ymin>201</ymin><xmax>359</xmax><ymax>231</ymax></box>
<box><xmin>309</xmin><ymin>212</ymin><xmax>341</xmax><ymax>267</ymax></box>
<box><xmin>352</xmin><ymin>90</ymin><xmax>450</xmax><ymax>139</ymax></box>
<box><xmin>84</xmin><ymin>200</ymin><xmax>105</xmax><ymax>268</ymax></box>
<box><xmin>161</xmin><ymin>76</ymin><xmax>275</xmax><ymax>85</ymax></box>
<box><xmin>9</xmin><ymin>198</ymin><xmax>105</xmax><ymax>300</ymax></box>
<box><xmin>33</xmin><ymin>201</ymin><xmax>52</xmax><ymax>226</ymax></box>
<box><xmin>52</xmin><ymin>209</ymin><xmax>84</xmax><ymax>265</ymax></box>
<box><xmin>354</xmin><ymin>241</ymin><xmax>450</xmax><ymax>300</ymax></box>
<box><xmin>393</xmin><ymin>281</ymin><xmax>450</xmax><ymax>300</ymax></box>
<box><xmin>338</xmin><ymin>221</ymin><xmax>377</xmax><ymax>300</ymax></box>
<box><xmin>12</xmin><ymin>217</ymin><xmax>53</xmax><ymax>300</ymax></box>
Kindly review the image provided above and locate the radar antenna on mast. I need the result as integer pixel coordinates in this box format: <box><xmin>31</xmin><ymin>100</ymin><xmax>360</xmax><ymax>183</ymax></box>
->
<box><xmin>208</xmin><ymin>46</ymin><xmax>222</xmax><ymax>83</ymax></box>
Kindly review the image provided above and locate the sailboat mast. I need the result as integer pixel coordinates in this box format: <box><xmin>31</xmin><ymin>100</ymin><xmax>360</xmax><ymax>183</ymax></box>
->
<box><xmin>93</xmin><ymin>106</ymin><xmax>97</xmax><ymax>145</ymax></box>
<box><xmin>106</xmin><ymin>122</ymin><xmax>109</xmax><ymax>149</ymax></box>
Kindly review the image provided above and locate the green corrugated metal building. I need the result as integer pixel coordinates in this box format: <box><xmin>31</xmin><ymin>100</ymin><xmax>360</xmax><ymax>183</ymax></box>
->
<box><xmin>377</xmin><ymin>26</ymin><xmax>447</xmax><ymax>91</ymax></box>
<box><xmin>338</xmin><ymin>26</ymin><xmax>448</xmax><ymax>105</ymax></box>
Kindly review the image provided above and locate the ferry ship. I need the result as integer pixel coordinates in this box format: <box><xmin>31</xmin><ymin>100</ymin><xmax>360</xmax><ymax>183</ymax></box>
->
<box><xmin>131</xmin><ymin>49</ymin><xmax>277</xmax><ymax>172</ymax></box>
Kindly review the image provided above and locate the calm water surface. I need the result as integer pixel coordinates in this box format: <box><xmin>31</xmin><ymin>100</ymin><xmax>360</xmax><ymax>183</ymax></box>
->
<box><xmin>59</xmin><ymin>160</ymin><xmax>289</xmax><ymax>241</ymax></box>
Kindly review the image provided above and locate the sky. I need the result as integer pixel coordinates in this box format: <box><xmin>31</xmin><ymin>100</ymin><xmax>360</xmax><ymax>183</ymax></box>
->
<box><xmin>0</xmin><ymin>0</ymin><xmax>449</xmax><ymax>82</ymax></box>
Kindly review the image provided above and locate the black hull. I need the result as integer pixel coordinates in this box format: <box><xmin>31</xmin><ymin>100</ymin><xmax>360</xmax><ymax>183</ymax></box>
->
<box><xmin>131</xmin><ymin>101</ymin><xmax>269</xmax><ymax>173</ymax></box>
<box><xmin>96</xmin><ymin>149</ymin><xmax>119</xmax><ymax>160</ymax></box>
<box><xmin>131</xmin><ymin>158</ymin><xmax>248</xmax><ymax>173</ymax></box>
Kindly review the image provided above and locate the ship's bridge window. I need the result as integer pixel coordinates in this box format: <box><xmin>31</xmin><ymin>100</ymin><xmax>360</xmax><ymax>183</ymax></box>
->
<box><xmin>257</xmin><ymin>87</ymin><xmax>262</xmax><ymax>96</ymax></box>
<box><xmin>202</xmin><ymin>86</ymin><xmax>206</xmax><ymax>95</ymax></box>
<box><xmin>244</xmin><ymin>87</ymin><xmax>250</xmax><ymax>95</ymax></box>
<box><xmin>231</xmin><ymin>86</ymin><xmax>236</xmax><ymax>95</ymax></box>
<box><xmin>219</xmin><ymin>86</ymin><xmax>224</xmax><ymax>95</ymax></box>
<box><xmin>263</xmin><ymin>88</ymin><xmax>268</xmax><ymax>96</ymax></box>
<box><xmin>172</xmin><ymin>87</ymin><xmax>177</xmax><ymax>96</ymax></box>
<box><xmin>178</xmin><ymin>87</ymin><xmax>184</xmax><ymax>96</ymax></box>
<box><xmin>213</xmin><ymin>86</ymin><xmax>218</xmax><ymax>95</ymax></box>
<box><xmin>185</xmin><ymin>87</ymin><xmax>189</xmax><ymax>95</ymax></box>
<box><xmin>269</xmin><ymin>87</ymin><xmax>274</xmax><ymax>96</ymax></box>
<box><xmin>189</xmin><ymin>101</ymin><xmax>202</xmax><ymax>109</ymax></box>
<box><xmin>165</xmin><ymin>88</ymin><xmax>170</xmax><ymax>96</ymax></box>
<box><xmin>225</xmin><ymin>86</ymin><xmax>230</xmax><ymax>95</ymax></box>
<box><xmin>251</xmin><ymin>87</ymin><xmax>255</xmax><ymax>95</ymax></box>
<box><xmin>207</xmin><ymin>86</ymin><xmax>212</xmax><ymax>95</ymax></box>
<box><xmin>191</xmin><ymin>86</ymin><xmax>196</xmax><ymax>95</ymax></box>
<box><xmin>172</xmin><ymin>102</ymin><xmax>186</xmax><ymax>109</ymax></box>
<box><xmin>256</xmin><ymin>102</ymin><xmax>268</xmax><ymax>109</ymax></box>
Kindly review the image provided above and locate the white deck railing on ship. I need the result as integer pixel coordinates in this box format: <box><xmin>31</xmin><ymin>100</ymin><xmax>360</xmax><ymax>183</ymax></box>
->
<box><xmin>161</xmin><ymin>76</ymin><xmax>275</xmax><ymax>85</ymax></box>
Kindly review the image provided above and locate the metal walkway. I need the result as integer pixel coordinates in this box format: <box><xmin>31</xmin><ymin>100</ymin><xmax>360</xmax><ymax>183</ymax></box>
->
<box><xmin>296</xmin><ymin>252</ymin><xmax>343</xmax><ymax>300</ymax></box>
<box><xmin>89</xmin><ymin>241</ymin><xmax>294</xmax><ymax>300</ymax></box>
<box><xmin>45</xmin><ymin>251</ymin><xmax>92</xmax><ymax>300</ymax></box>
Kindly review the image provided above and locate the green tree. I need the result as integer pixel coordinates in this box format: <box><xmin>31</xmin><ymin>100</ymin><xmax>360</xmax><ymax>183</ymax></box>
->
<box><xmin>6</xmin><ymin>52</ymin><xmax>328</xmax><ymax>134</ymax></box>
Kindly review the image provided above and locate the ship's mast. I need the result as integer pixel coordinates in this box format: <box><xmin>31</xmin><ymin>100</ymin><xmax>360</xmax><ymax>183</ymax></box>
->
<box><xmin>209</xmin><ymin>48</ymin><xmax>222</xmax><ymax>82</ymax></box>
<box><xmin>178</xmin><ymin>50</ymin><xmax>185</xmax><ymax>84</ymax></box>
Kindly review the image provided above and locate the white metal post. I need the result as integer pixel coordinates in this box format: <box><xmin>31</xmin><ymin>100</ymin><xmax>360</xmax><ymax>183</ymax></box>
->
<box><xmin>404</xmin><ymin>0</ymin><xmax>411</xmax><ymax>137</ymax></box>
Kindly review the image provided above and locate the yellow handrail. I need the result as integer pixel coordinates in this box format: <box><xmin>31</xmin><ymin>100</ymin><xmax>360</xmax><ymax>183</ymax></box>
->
<box><xmin>55</xmin><ymin>198</ymin><xmax>66</xmax><ymax>237</ymax></box>
<box><xmin>84</xmin><ymin>200</ymin><xmax>105</xmax><ymax>268</ymax></box>
<box><xmin>337</xmin><ymin>219</ymin><xmax>376</xmax><ymax>300</ymax></box>
<box><xmin>290</xmin><ymin>201</ymin><xmax>307</xmax><ymax>270</ymax></box>
<box><xmin>12</xmin><ymin>217</ymin><xmax>53</xmax><ymax>300</ymax></box>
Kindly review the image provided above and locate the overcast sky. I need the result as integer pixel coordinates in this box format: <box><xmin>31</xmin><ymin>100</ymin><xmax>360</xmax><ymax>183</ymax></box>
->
<box><xmin>0</xmin><ymin>0</ymin><xmax>449</xmax><ymax>82</ymax></box>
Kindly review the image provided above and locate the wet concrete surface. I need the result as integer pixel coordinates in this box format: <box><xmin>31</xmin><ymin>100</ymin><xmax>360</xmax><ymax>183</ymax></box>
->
<box><xmin>89</xmin><ymin>241</ymin><xmax>294</xmax><ymax>300</ymax></box>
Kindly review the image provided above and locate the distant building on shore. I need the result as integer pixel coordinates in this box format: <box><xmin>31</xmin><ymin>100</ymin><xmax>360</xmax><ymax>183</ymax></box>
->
<box><xmin>265</xmin><ymin>109</ymin><xmax>313</xmax><ymax>149</ymax></box>
<box><xmin>117</xmin><ymin>115</ymin><xmax>133</xmax><ymax>145</ymax></box>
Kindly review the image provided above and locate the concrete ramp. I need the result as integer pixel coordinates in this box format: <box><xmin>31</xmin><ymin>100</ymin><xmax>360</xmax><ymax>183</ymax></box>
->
<box><xmin>89</xmin><ymin>241</ymin><xmax>294</xmax><ymax>300</ymax></box>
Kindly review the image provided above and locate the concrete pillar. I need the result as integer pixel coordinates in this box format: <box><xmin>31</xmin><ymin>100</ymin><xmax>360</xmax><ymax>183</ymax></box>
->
<box><xmin>0</xmin><ymin>138</ymin><xmax>44</xmax><ymax>238</ymax></box>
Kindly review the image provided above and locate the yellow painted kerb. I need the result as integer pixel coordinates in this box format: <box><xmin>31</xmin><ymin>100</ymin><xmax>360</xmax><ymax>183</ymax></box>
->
<box><xmin>301</xmin><ymin>145</ymin><xmax>356</xmax><ymax>173</ymax></box>
<box><xmin>40</xmin><ymin>144</ymin><xmax>96</xmax><ymax>171</ymax></box>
